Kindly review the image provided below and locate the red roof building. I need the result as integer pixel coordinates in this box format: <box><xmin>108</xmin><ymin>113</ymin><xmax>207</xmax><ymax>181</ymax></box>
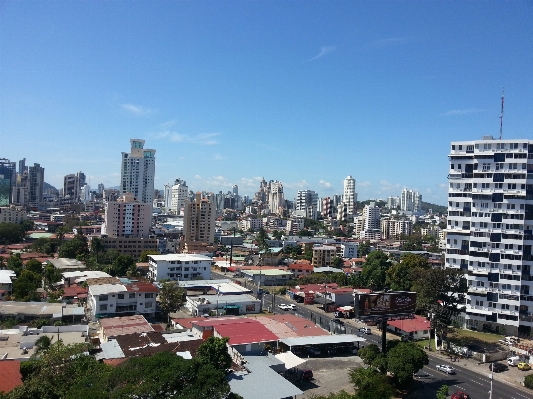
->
<box><xmin>0</xmin><ymin>360</ymin><xmax>23</xmax><ymax>393</ymax></box>
<box><xmin>387</xmin><ymin>315</ymin><xmax>431</xmax><ymax>341</ymax></box>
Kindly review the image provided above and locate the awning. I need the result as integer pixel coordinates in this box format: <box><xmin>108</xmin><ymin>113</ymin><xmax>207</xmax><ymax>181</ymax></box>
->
<box><xmin>223</xmin><ymin>305</ymin><xmax>241</xmax><ymax>309</ymax></box>
<box><xmin>274</xmin><ymin>352</ymin><xmax>306</xmax><ymax>369</ymax></box>
<box><xmin>280</xmin><ymin>334</ymin><xmax>366</xmax><ymax>347</ymax></box>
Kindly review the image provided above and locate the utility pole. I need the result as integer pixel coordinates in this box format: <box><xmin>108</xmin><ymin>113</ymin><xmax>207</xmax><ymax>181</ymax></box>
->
<box><xmin>489</xmin><ymin>363</ymin><xmax>494</xmax><ymax>399</ymax></box>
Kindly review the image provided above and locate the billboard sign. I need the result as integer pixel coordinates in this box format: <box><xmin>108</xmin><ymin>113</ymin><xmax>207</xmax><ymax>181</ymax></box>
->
<box><xmin>356</xmin><ymin>291</ymin><xmax>416</xmax><ymax>317</ymax></box>
<box><xmin>304</xmin><ymin>292</ymin><xmax>315</xmax><ymax>305</ymax></box>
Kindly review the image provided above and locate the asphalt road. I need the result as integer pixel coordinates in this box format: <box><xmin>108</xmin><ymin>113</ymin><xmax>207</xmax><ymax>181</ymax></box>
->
<box><xmin>211</xmin><ymin>272</ymin><xmax>533</xmax><ymax>398</ymax></box>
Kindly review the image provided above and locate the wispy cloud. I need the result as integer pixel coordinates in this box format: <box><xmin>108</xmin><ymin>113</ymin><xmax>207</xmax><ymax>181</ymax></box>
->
<box><xmin>442</xmin><ymin>108</ymin><xmax>485</xmax><ymax>116</ymax></box>
<box><xmin>120</xmin><ymin>103</ymin><xmax>153</xmax><ymax>116</ymax></box>
<box><xmin>284</xmin><ymin>180</ymin><xmax>311</xmax><ymax>190</ymax></box>
<box><xmin>318</xmin><ymin>180</ymin><xmax>332</xmax><ymax>189</ymax></box>
<box><xmin>213</xmin><ymin>154</ymin><xmax>227</xmax><ymax>161</ymax></box>
<box><xmin>160</xmin><ymin>120</ymin><xmax>176</xmax><ymax>128</ymax></box>
<box><xmin>369</xmin><ymin>37</ymin><xmax>411</xmax><ymax>47</ymax></box>
<box><xmin>310</xmin><ymin>46</ymin><xmax>336</xmax><ymax>61</ymax></box>
<box><xmin>155</xmin><ymin>131</ymin><xmax>221</xmax><ymax>146</ymax></box>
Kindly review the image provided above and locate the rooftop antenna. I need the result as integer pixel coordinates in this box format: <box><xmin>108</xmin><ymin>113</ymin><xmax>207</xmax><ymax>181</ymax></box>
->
<box><xmin>499</xmin><ymin>88</ymin><xmax>505</xmax><ymax>140</ymax></box>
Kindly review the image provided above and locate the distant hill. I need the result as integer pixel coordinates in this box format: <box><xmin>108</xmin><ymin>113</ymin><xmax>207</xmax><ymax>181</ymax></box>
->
<box><xmin>43</xmin><ymin>182</ymin><xmax>57</xmax><ymax>191</ymax></box>
<box><xmin>421</xmin><ymin>201</ymin><xmax>447</xmax><ymax>215</ymax></box>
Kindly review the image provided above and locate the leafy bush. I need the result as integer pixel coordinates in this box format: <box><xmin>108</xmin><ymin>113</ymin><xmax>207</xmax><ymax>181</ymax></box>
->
<box><xmin>524</xmin><ymin>374</ymin><xmax>533</xmax><ymax>389</ymax></box>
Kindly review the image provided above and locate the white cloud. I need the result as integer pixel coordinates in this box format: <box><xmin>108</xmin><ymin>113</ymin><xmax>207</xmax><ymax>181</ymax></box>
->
<box><xmin>155</xmin><ymin>131</ymin><xmax>220</xmax><ymax>146</ymax></box>
<box><xmin>160</xmin><ymin>120</ymin><xmax>176</xmax><ymax>128</ymax></box>
<box><xmin>442</xmin><ymin>108</ymin><xmax>485</xmax><ymax>116</ymax></box>
<box><xmin>318</xmin><ymin>180</ymin><xmax>332</xmax><ymax>189</ymax></box>
<box><xmin>309</xmin><ymin>46</ymin><xmax>336</xmax><ymax>61</ymax></box>
<box><xmin>194</xmin><ymin>175</ymin><xmax>202</xmax><ymax>179</ymax></box>
<box><xmin>120</xmin><ymin>103</ymin><xmax>153</xmax><ymax>116</ymax></box>
<box><xmin>213</xmin><ymin>154</ymin><xmax>227</xmax><ymax>161</ymax></box>
<box><xmin>284</xmin><ymin>180</ymin><xmax>311</xmax><ymax>190</ymax></box>
<box><xmin>358</xmin><ymin>181</ymin><xmax>371</xmax><ymax>187</ymax></box>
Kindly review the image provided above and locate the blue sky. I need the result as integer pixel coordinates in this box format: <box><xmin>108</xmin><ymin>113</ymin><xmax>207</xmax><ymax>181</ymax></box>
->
<box><xmin>1</xmin><ymin>1</ymin><xmax>532</xmax><ymax>205</ymax></box>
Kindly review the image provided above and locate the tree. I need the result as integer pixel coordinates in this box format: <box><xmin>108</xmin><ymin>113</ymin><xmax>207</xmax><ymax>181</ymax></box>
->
<box><xmin>58</xmin><ymin>236</ymin><xmax>88</xmax><ymax>259</ymax></box>
<box><xmin>271</xmin><ymin>230</ymin><xmax>283</xmax><ymax>240</ymax></box>
<box><xmin>385</xmin><ymin>253</ymin><xmax>430</xmax><ymax>291</ymax></box>
<box><xmin>332</xmin><ymin>257</ymin><xmax>344</xmax><ymax>268</ymax></box>
<box><xmin>196</xmin><ymin>336</ymin><xmax>232</xmax><ymax>371</ymax></box>
<box><xmin>90</xmin><ymin>237</ymin><xmax>105</xmax><ymax>263</ymax></box>
<box><xmin>359</xmin><ymin>251</ymin><xmax>392</xmax><ymax>291</ymax></box>
<box><xmin>413</xmin><ymin>268</ymin><xmax>467</xmax><ymax>345</ymax></box>
<box><xmin>20</xmin><ymin>220</ymin><xmax>34</xmax><ymax>233</ymax></box>
<box><xmin>158</xmin><ymin>280</ymin><xmax>185</xmax><ymax>322</ymax></box>
<box><xmin>256</xmin><ymin>228</ymin><xmax>269</xmax><ymax>250</ymax></box>
<box><xmin>386</xmin><ymin>342</ymin><xmax>429</xmax><ymax>386</ymax></box>
<box><xmin>349</xmin><ymin>367</ymin><xmax>395</xmax><ymax>399</ymax></box>
<box><xmin>358</xmin><ymin>344</ymin><xmax>387</xmax><ymax>374</ymax></box>
<box><xmin>12</xmin><ymin>270</ymin><xmax>42</xmax><ymax>301</ymax></box>
<box><xmin>33</xmin><ymin>335</ymin><xmax>53</xmax><ymax>355</ymax></box>
<box><xmin>43</xmin><ymin>264</ymin><xmax>62</xmax><ymax>289</ymax></box>
<box><xmin>436</xmin><ymin>384</ymin><xmax>449</xmax><ymax>399</ymax></box>
<box><xmin>0</xmin><ymin>222</ymin><xmax>25</xmax><ymax>245</ymax></box>
<box><xmin>25</xmin><ymin>259</ymin><xmax>43</xmax><ymax>275</ymax></box>
<box><xmin>358</xmin><ymin>241</ymin><xmax>372</xmax><ymax>257</ymax></box>
<box><xmin>7</xmin><ymin>253</ymin><xmax>24</xmax><ymax>276</ymax></box>
<box><xmin>138</xmin><ymin>249</ymin><xmax>159</xmax><ymax>262</ymax></box>
<box><xmin>32</xmin><ymin>238</ymin><xmax>56</xmax><ymax>256</ymax></box>
<box><xmin>524</xmin><ymin>374</ymin><xmax>533</xmax><ymax>389</ymax></box>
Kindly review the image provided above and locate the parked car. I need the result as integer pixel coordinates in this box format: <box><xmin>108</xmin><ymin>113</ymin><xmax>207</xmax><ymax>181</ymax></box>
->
<box><xmin>489</xmin><ymin>362</ymin><xmax>508</xmax><ymax>372</ymax></box>
<box><xmin>508</xmin><ymin>356</ymin><xmax>521</xmax><ymax>366</ymax></box>
<box><xmin>301</xmin><ymin>369</ymin><xmax>313</xmax><ymax>381</ymax></box>
<box><xmin>436</xmin><ymin>364</ymin><xmax>456</xmax><ymax>374</ymax></box>
<box><xmin>518</xmin><ymin>362</ymin><xmax>531</xmax><ymax>371</ymax></box>
<box><xmin>451</xmin><ymin>391</ymin><xmax>470</xmax><ymax>399</ymax></box>
<box><xmin>359</xmin><ymin>327</ymin><xmax>371</xmax><ymax>334</ymax></box>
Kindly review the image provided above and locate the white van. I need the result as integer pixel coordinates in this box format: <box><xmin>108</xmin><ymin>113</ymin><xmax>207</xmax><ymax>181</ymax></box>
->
<box><xmin>508</xmin><ymin>356</ymin><xmax>520</xmax><ymax>366</ymax></box>
<box><xmin>359</xmin><ymin>327</ymin><xmax>371</xmax><ymax>334</ymax></box>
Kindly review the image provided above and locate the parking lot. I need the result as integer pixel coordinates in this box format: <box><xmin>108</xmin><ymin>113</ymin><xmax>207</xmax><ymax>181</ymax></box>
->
<box><xmin>292</xmin><ymin>355</ymin><xmax>363</xmax><ymax>398</ymax></box>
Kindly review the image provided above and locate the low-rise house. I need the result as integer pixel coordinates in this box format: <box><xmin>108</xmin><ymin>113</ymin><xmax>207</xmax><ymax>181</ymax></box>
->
<box><xmin>99</xmin><ymin>315</ymin><xmax>154</xmax><ymax>342</ymax></box>
<box><xmin>88</xmin><ymin>279</ymin><xmax>159</xmax><ymax>319</ymax></box>
<box><xmin>186</xmin><ymin>294</ymin><xmax>261</xmax><ymax>317</ymax></box>
<box><xmin>387</xmin><ymin>315</ymin><xmax>431</xmax><ymax>341</ymax></box>
<box><xmin>286</xmin><ymin>261</ymin><xmax>313</xmax><ymax>278</ymax></box>
<box><xmin>241</xmin><ymin>269</ymin><xmax>293</xmax><ymax>286</ymax></box>
<box><xmin>0</xmin><ymin>270</ymin><xmax>16</xmax><ymax>299</ymax></box>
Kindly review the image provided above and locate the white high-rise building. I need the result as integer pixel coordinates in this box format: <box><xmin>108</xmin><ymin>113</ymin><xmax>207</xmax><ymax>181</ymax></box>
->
<box><xmin>170</xmin><ymin>178</ymin><xmax>188</xmax><ymax>215</ymax></box>
<box><xmin>400</xmin><ymin>189</ymin><xmax>422</xmax><ymax>213</ymax></box>
<box><xmin>343</xmin><ymin>175</ymin><xmax>357</xmax><ymax>216</ymax></box>
<box><xmin>268</xmin><ymin>181</ymin><xmax>285</xmax><ymax>215</ymax></box>
<box><xmin>120</xmin><ymin>139</ymin><xmax>156</xmax><ymax>207</ymax></box>
<box><xmin>295</xmin><ymin>190</ymin><xmax>318</xmax><ymax>219</ymax></box>
<box><xmin>446</xmin><ymin>136</ymin><xmax>533</xmax><ymax>336</ymax></box>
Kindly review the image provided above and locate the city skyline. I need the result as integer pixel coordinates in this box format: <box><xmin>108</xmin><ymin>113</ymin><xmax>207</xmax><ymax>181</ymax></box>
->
<box><xmin>2</xmin><ymin>2</ymin><xmax>532</xmax><ymax>205</ymax></box>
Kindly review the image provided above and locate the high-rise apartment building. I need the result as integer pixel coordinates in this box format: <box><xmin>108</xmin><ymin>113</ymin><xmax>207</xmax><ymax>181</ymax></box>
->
<box><xmin>446</xmin><ymin>136</ymin><xmax>533</xmax><ymax>336</ymax></box>
<box><xmin>296</xmin><ymin>190</ymin><xmax>318</xmax><ymax>219</ymax></box>
<box><xmin>27</xmin><ymin>163</ymin><xmax>44</xmax><ymax>208</ymax></box>
<box><xmin>182</xmin><ymin>192</ymin><xmax>216</xmax><ymax>248</ymax></box>
<box><xmin>120</xmin><ymin>139</ymin><xmax>156</xmax><ymax>207</ymax></box>
<box><xmin>400</xmin><ymin>189</ymin><xmax>422</xmax><ymax>213</ymax></box>
<box><xmin>101</xmin><ymin>192</ymin><xmax>152</xmax><ymax>238</ymax></box>
<box><xmin>268</xmin><ymin>181</ymin><xmax>285</xmax><ymax>215</ymax></box>
<box><xmin>0</xmin><ymin>159</ymin><xmax>16</xmax><ymax>206</ymax></box>
<box><xmin>343</xmin><ymin>175</ymin><xmax>357</xmax><ymax>216</ymax></box>
<box><xmin>63</xmin><ymin>171</ymin><xmax>86</xmax><ymax>201</ymax></box>
<box><xmin>170</xmin><ymin>178</ymin><xmax>188</xmax><ymax>215</ymax></box>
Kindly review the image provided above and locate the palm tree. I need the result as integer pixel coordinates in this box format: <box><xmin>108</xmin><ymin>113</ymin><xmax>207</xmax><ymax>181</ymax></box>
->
<box><xmin>90</xmin><ymin>237</ymin><xmax>104</xmax><ymax>263</ymax></box>
<box><xmin>34</xmin><ymin>335</ymin><xmax>53</xmax><ymax>354</ymax></box>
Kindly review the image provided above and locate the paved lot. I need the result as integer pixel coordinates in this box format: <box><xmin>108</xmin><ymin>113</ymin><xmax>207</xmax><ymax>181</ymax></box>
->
<box><xmin>293</xmin><ymin>355</ymin><xmax>363</xmax><ymax>398</ymax></box>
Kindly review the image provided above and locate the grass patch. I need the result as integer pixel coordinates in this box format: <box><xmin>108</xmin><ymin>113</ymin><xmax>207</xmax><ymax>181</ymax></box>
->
<box><xmin>449</xmin><ymin>329</ymin><xmax>504</xmax><ymax>344</ymax></box>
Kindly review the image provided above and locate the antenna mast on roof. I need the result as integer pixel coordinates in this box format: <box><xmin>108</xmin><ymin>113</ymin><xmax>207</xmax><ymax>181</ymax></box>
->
<box><xmin>499</xmin><ymin>88</ymin><xmax>505</xmax><ymax>140</ymax></box>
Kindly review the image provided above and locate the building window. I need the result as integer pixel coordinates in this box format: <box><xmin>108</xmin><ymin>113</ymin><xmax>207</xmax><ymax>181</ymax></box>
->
<box><xmin>118</xmin><ymin>294</ymin><xmax>124</xmax><ymax>299</ymax></box>
<box><xmin>99</xmin><ymin>295</ymin><xmax>108</xmax><ymax>301</ymax></box>
<box><xmin>99</xmin><ymin>304</ymin><xmax>108</xmax><ymax>311</ymax></box>
<box><xmin>129</xmin><ymin>293</ymin><xmax>136</xmax><ymax>299</ymax></box>
<box><xmin>145</xmin><ymin>302</ymin><xmax>153</xmax><ymax>308</ymax></box>
<box><xmin>145</xmin><ymin>293</ymin><xmax>154</xmax><ymax>298</ymax></box>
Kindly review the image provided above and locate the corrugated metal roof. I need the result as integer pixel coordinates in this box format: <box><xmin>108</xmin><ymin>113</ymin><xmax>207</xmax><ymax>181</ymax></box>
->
<box><xmin>97</xmin><ymin>339</ymin><xmax>125</xmax><ymax>360</ymax></box>
<box><xmin>280</xmin><ymin>334</ymin><xmax>366</xmax><ymax>347</ymax></box>
<box><xmin>227</xmin><ymin>355</ymin><xmax>302</xmax><ymax>399</ymax></box>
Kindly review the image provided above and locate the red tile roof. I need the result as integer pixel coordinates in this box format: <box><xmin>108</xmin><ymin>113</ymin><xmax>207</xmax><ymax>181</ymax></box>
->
<box><xmin>62</xmin><ymin>286</ymin><xmax>88</xmax><ymax>298</ymax></box>
<box><xmin>193</xmin><ymin>318</ymin><xmax>278</xmax><ymax>345</ymax></box>
<box><xmin>0</xmin><ymin>360</ymin><xmax>22</xmax><ymax>393</ymax></box>
<box><xmin>124</xmin><ymin>282</ymin><xmax>159</xmax><ymax>293</ymax></box>
<box><xmin>387</xmin><ymin>315</ymin><xmax>430</xmax><ymax>333</ymax></box>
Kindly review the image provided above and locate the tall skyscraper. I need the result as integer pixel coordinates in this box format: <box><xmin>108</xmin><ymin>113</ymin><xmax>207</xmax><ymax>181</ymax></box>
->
<box><xmin>170</xmin><ymin>178</ymin><xmax>188</xmax><ymax>215</ymax></box>
<box><xmin>268</xmin><ymin>181</ymin><xmax>285</xmax><ymax>215</ymax></box>
<box><xmin>183</xmin><ymin>192</ymin><xmax>216</xmax><ymax>248</ymax></box>
<box><xmin>18</xmin><ymin>158</ymin><xmax>27</xmax><ymax>175</ymax></box>
<box><xmin>120</xmin><ymin>139</ymin><xmax>156</xmax><ymax>207</ymax></box>
<box><xmin>0</xmin><ymin>159</ymin><xmax>16</xmax><ymax>206</ymax></box>
<box><xmin>63</xmin><ymin>171</ymin><xmax>86</xmax><ymax>201</ymax></box>
<box><xmin>400</xmin><ymin>188</ymin><xmax>422</xmax><ymax>213</ymax></box>
<box><xmin>27</xmin><ymin>163</ymin><xmax>44</xmax><ymax>208</ymax></box>
<box><xmin>343</xmin><ymin>175</ymin><xmax>357</xmax><ymax>216</ymax></box>
<box><xmin>446</xmin><ymin>136</ymin><xmax>533</xmax><ymax>336</ymax></box>
<box><xmin>101</xmin><ymin>192</ymin><xmax>152</xmax><ymax>238</ymax></box>
<box><xmin>296</xmin><ymin>190</ymin><xmax>318</xmax><ymax>219</ymax></box>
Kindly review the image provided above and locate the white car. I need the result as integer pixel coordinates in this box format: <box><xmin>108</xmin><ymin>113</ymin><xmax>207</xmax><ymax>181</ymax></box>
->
<box><xmin>436</xmin><ymin>364</ymin><xmax>456</xmax><ymax>374</ymax></box>
<box><xmin>286</xmin><ymin>304</ymin><xmax>296</xmax><ymax>310</ymax></box>
<box><xmin>278</xmin><ymin>304</ymin><xmax>290</xmax><ymax>311</ymax></box>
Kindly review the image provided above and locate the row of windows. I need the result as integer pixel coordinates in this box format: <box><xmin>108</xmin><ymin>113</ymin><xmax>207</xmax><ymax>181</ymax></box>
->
<box><xmin>99</xmin><ymin>302</ymin><xmax>153</xmax><ymax>311</ymax></box>
<box><xmin>99</xmin><ymin>293</ymin><xmax>154</xmax><ymax>301</ymax></box>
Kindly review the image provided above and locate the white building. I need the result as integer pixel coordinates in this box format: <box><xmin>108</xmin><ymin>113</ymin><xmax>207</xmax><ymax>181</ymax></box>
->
<box><xmin>0</xmin><ymin>206</ymin><xmax>27</xmax><ymax>224</ymax></box>
<box><xmin>381</xmin><ymin>218</ymin><xmax>413</xmax><ymax>239</ymax></box>
<box><xmin>400</xmin><ymin>189</ymin><xmax>422</xmax><ymax>213</ymax></box>
<box><xmin>88</xmin><ymin>281</ymin><xmax>159</xmax><ymax>318</ymax></box>
<box><xmin>169</xmin><ymin>178</ymin><xmax>188</xmax><ymax>216</ymax></box>
<box><xmin>446</xmin><ymin>136</ymin><xmax>533</xmax><ymax>336</ymax></box>
<box><xmin>343</xmin><ymin>175</ymin><xmax>357</xmax><ymax>216</ymax></box>
<box><xmin>120</xmin><ymin>139</ymin><xmax>156</xmax><ymax>208</ymax></box>
<box><xmin>148</xmin><ymin>254</ymin><xmax>212</xmax><ymax>282</ymax></box>
<box><xmin>360</xmin><ymin>201</ymin><xmax>381</xmax><ymax>239</ymax></box>
<box><xmin>268</xmin><ymin>181</ymin><xmax>285</xmax><ymax>215</ymax></box>
<box><xmin>240</xmin><ymin>218</ymin><xmax>263</xmax><ymax>232</ymax></box>
<box><xmin>295</xmin><ymin>190</ymin><xmax>318</xmax><ymax>220</ymax></box>
<box><xmin>340</xmin><ymin>242</ymin><xmax>359</xmax><ymax>258</ymax></box>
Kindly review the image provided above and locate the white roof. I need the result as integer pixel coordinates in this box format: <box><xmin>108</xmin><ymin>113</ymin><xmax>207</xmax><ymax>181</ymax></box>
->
<box><xmin>88</xmin><ymin>284</ymin><xmax>127</xmax><ymax>296</ymax></box>
<box><xmin>0</xmin><ymin>270</ymin><xmax>16</xmax><ymax>284</ymax></box>
<box><xmin>62</xmin><ymin>271</ymin><xmax>111</xmax><ymax>279</ymax></box>
<box><xmin>148</xmin><ymin>254</ymin><xmax>212</xmax><ymax>261</ymax></box>
<box><xmin>280</xmin><ymin>334</ymin><xmax>366</xmax><ymax>347</ymax></box>
<box><xmin>274</xmin><ymin>351</ymin><xmax>306</xmax><ymax>369</ymax></box>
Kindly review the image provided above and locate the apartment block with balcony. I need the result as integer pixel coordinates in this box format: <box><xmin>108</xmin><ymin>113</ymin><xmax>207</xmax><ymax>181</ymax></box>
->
<box><xmin>147</xmin><ymin>254</ymin><xmax>212</xmax><ymax>282</ymax></box>
<box><xmin>312</xmin><ymin>245</ymin><xmax>336</xmax><ymax>267</ymax></box>
<box><xmin>446</xmin><ymin>136</ymin><xmax>533</xmax><ymax>336</ymax></box>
